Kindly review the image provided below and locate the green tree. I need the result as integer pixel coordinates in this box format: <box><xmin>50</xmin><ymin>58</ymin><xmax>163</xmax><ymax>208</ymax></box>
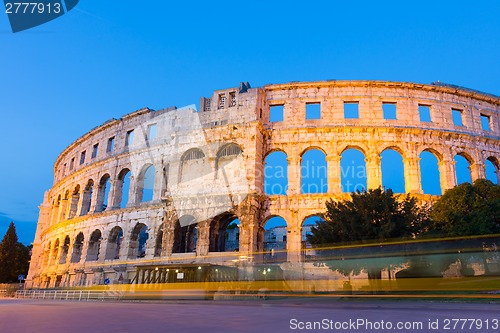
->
<box><xmin>430</xmin><ymin>179</ymin><xmax>500</xmax><ymax>275</ymax></box>
<box><xmin>0</xmin><ymin>222</ymin><xmax>30</xmax><ymax>283</ymax></box>
<box><xmin>430</xmin><ymin>179</ymin><xmax>500</xmax><ymax>236</ymax></box>
<box><xmin>308</xmin><ymin>188</ymin><xmax>429</xmax><ymax>245</ymax></box>
<box><xmin>307</xmin><ymin>188</ymin><xmax>430</xmax><ymax>282</ymax></box>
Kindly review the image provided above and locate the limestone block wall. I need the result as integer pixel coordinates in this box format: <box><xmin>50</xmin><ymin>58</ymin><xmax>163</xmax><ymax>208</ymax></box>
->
<box><xmin>27</xmin><ymin>80</ymin><xmax>500</xmax><ymax>288</ymax></box>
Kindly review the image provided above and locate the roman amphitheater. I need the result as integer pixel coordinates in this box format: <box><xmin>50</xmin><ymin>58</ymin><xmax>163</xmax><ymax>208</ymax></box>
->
<box><xmin>27</xmin><ymin>80</ymin><xmax>500</xmax><ymax>288</ymax></box>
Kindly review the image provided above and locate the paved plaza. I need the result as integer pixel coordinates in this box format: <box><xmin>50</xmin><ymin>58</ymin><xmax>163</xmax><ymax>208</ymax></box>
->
<box><xmin>1</xmin><ymin>298</ymin><xmax>500</xmax><ymax>332</ymax></box>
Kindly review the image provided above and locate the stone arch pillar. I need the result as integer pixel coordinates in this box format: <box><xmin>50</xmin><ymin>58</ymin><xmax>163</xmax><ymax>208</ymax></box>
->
<box><xmin>237</xmin><ymin>195</ymin><xmax>261</xmax><ymax>255</ymax></box>
<box><xmin>470</xmin><ymin>161</ymin><xmax>485</xmax><ymax>181</ymax></box>
<box><xmin>97</xmin><ymin>237</ymin><xmax>108</xmax><ymax>261</ymax></box>
<box><xmin>160</xmin><ymin>210</ymin><xmax>177</xmax><ymax>257</ymax></box>
<box><xmin>65</xmin><ymin>238</ymin><xmax>74</xmax><ymax>265</ymax></box>
<box><xmin>287</xmin><ymin>225</ymin><xmax>302</xmax><ymax>263</ymax></box>
<box><xmin>89</xmin><ymin>183</ymin><xmax>100</xmax><ymax>213</ymax></box>
<box><xmin>366</xmin><ymin>155</ymin><xmax>382</xmax><ymax>189</ymax></box>
<box><xmin>55</xmin><ymin>240</ymin><xmax>64</xmax><ymax>266</ymax></box>
<box><xmin>79</xmin><ymin>232</ymin><xmax>90</xmax><ymax>263</ymax></box>
<box><xmin>118</xmin><ymin>229</ymin><xmax>132</xmax><ymax>259</ymax></box>
<box><xmin>403</xmin><ymin>156</ymin><xmax>423</xmax><ymax>194</ymax></box>
<box><xmin>256</xmin><ymin>225</ymin><xmax>265</xmax><ymax>253</ymax></box>
<box><xmin>59</xmin><ymin>198</ymin><xmax>68</xmax><ymax>222</ymax></box>
<box><xmin>76</xmin><ymin>188</ymin><xmax>87</xmax><ymax>216</ymax></box>
<box><xmin>50</xmin><ymin>199</ymin><xmax>61</xmax><ymax>225</ymax></box>
<box><xmin>326</xmin><ymin>155</ymin><xmax>341</xmax><ymax>194</ymax></box>
<box><xmin>106</xmin><ymin>179</ymin><xmax>119</xmax><ymax>210</ymax></box>
<box><xmin>129</xmin><ymin>176</ymin><xmax>139</xmax><ymax>206</ymax></box>
<box><xmin>68</xmin><ymin>192</ymin><xmax>80</xmax><ymax>218</ymax></box>
<box><xmin>238</xmin><ymin>220</ymin><xmax>259</xmax><ymax>256</ymax></box>
<box><xmin>286</xmin><ymin>156</ymin><xmax>300</xmax><ymax>195</ymax></box>
<box><xmin>153</xmin><ymin>167</ymin><xmax>163</xmax><ymax>201</ymax></box>
<box><xmin>440</xmin><ymin>158</ymin><xmax>457</xmax><ymax>192</ymax></box>
<box><xmin>196</xmin><ymin>220</ymin><xmax>210</xmax><ymax>257</ymax></box>
<box><xmin>144</xmin><ymin>224</ymin><xmax>156</xmax><ymax>258</ymax></box>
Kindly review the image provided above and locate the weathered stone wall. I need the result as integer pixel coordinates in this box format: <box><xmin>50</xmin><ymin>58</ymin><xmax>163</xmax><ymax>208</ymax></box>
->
<box><xmin>27</xmin><ymin>80</ymin><xmax>500</xmax><ymax>288</ymax></box>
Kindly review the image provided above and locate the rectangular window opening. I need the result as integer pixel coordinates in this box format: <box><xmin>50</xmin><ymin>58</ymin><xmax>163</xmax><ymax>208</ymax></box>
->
<box><xmin>218</xmin><ymin>94</ymin><xmax>226</xmax><ymax>109</ymax></box>
<box><xmin>418</xmin><ymin>105</ymin><xmax>432</xmax><ymax>122</ymax></box>
<box><xmin>452</xmin><ymin>108</ymin><xmax>463</xmax><ymax>126</ymax></box>
<box><xmin>70</xmin><ymin>157</ymin><xmax>75</xmax><ymax>170</ymax></box>
<box><xmin>79</xmin><ymin>151</ymin><xmax>86</xmax><ymax>165</ymax></box>
<box><xmin>480</xmin><ymin>114</ymin><xmax>491</xmax><ymax>131</ymax></box>
<box><xmin>125</xmin><ymin>130</ymin><xmax>134</xmax><ymax>147</ymax></box>
<box><xmin>147</xmin><ymin>124</ymin><xmax>157</xmax><ymax>141</ymax></box>
<box><xmin>306</xmin><ymin>102</ymin><xmax>321</xmax><ymax>120</ymax></box>
<box><xmin>106</xmin><ymin>137</ymin><xmax>115</xmax><ymax>153</ymax></box>
<box><xmin>269</xmin><ymin>105</ymin><xmax>284</xmax><ymax>122</ymax></box>
<box><xmin>344</xmin><ymin>102</ymin><xmax>359</xmax><ymax>119</ymax></box>
<box><xmin>204</xmin><ymin>98</ymin><xmax>211</xmax><ymax>112</ymax></box>
<box><xmin>229</xmin><ymin>92</ymin><xmax>236</xmax><ymax>107</ymax></box>
<box><xmin>91</xmin><ymin>143</ymin><xmax>99</xmax><ymax>159</ymax></box>
<box><xmin>382</xmin><ymin>102</ymin><xmax>397</xmax><ymax>120</ymax></box>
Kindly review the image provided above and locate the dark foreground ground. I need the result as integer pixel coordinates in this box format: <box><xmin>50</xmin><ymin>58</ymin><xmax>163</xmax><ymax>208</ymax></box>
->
<box><xmin>1</xmin><ymin>298</ymin><xmax>500</xmax><ymax>333</ymax></box>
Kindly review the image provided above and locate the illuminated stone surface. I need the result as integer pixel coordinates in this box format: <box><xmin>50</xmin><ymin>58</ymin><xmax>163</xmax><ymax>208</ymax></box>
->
<box><xmin>27</xmin><ymin>81</ymin><xmax>500</xmax><ymax>288</ymax></box>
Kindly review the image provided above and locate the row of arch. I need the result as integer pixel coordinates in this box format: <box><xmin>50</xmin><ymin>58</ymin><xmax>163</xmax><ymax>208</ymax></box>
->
<box><xmin>49</xmin><ymin>143</ymin><xmax>498</xmax><ymax>226</ymax></box>
<box><xmin>264</xmin><ymin>147</ymin><xmax>499</xmax><ymax>196</ymax></box>
<box><xmin>49</xmin><ymin>143</ymin><xmax>244</xmax><ymax>225</ymax></box>
<box><xmin>41</xmin><ymin>213</ymin><xmax>323</xmax><ymax>268</ymax></box>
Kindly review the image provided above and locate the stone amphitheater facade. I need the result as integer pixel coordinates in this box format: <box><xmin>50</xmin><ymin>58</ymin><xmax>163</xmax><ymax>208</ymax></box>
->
<box><xmin>27</xmin><ymin>80</ymin><xmax>500</xmax><ymax>288</ymax></box>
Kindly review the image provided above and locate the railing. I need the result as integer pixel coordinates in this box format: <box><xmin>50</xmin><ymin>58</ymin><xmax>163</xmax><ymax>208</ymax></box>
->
<box><xmin>15</xmin><ymin>289</ymin><xmax>122</xmax><ymax>301</ymax></box>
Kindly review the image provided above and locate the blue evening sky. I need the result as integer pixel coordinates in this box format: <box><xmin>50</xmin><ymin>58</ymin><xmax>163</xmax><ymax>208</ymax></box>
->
<box><xmin>1</xmin><ymin>1</ymin><xmax>499</xmax><ymax>244</ymax></box>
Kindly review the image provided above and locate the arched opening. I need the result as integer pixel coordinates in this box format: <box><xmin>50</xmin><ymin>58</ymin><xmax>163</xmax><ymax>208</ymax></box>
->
<box><xmin>128</xmin><ymin>223</ymin><xmax>148</xmax><ymax>258</ymax></box>
<box><xmin>263</xmin><ymin>216</ymin><xmax>287</xmax><ymax>259</ymax></box>
<box><xmin>52</xmin><ymin>196</ymin><xmax>61</xmax><ymax>224</ymax></box>
<box><xmin>486</xmin><ymin>157</ymin><xmax>499</xmax><ymax>184</ymax></box>
<box><xmin>116</xmin><ymin>168</ymin><xmax>131</xmax><ymax>208</ymax></box>
<box><xmin>419</xmin><ymin>150</ymin><xmax>442</xmax><ymax>195</ymax></box>
<box><xmin>225</xmin><ymin>220</ymin><xmax>240</xmax><ymax>252</ymax></box>
<box><xmin>173</xmin><ymin>216</ymin><xmax>198</xmax><ymax>253</ymax></box>
<box><xmin>179</xmin><ymin>148</ymin><xmax>208</xmax><ymax>183</ymax></box>
<box><xmin>60</xmin><ymin>191</ymin><xmax>70</xmax><ymax>221</ymax></box>
<box><xmin>264</xmin><ymin>151</ymin><xmax>288</xmax><ymax>195</ymax></box>
<box><xmin>43</xmin><ymin>241</ymin><xmax>51</xmax><ymax>267</ymax></box>
<box><xmin>105</xmin><ymin>226</ymin><xmax>123</xmax><ymax>260</ymax></box>
<box><xmin>454</xmin><ymin>154</ymin><xmax>472</xmax><ymax>185</ymax></box>
<box><xmin>301</xmin><ymin>149</ymin><xmax>327</xmax><ymax>194</ymax></box>
<box><xmin>209</xmin><ymin>213</ymin><xmax>239</xmax><ymax>252</ymax></box>
<box><xmin>154</xmin><ymin>224</ymin><xmax>164</xmax><ymax>257</ymax></box>
<box><xmin>341</xmin><ymin>148</ymin><xmax>367</xmax><ymax>192</ymax></box>
<box><xmin>216</xmin><ymin>143</ymin><xmax>243</xmax><ymax>179</ymax></box>
<box><xmin>302</xmin><ymin>216</ymin><xmax>324</xmax><ymax>247</ymax></box>
<box><xmin>381</xmin><ymin>149</ymin><xmax>405</xmax><ymax>193</ymax></box>
<box><xmin>80</xmin><ymin>179</ymin><xmax>94</xmax><ymax>215</ymax></box>
<box><xmin>68</xmin><ymin>185</ymin><xmax>80</xmax><ymax>219</ymax></box>
<box><xmin>51</xmin><ymin>238</ymin><xmax>60</xmax><ymax>264</ymax></box>
<box><xmin>95</xmin><ymin>174</ymin><xmax>111</xmax><ymax>212</ymax></box>
<box><xmin>59</xmin><ymin>235</ymin><xmax>70</xmax><ymax>264</ymax></box>
<box><xmin>138</xmin><ymin>165</ymin><xmax>155</xmax><ymax>202</ymax></box>
<box><xmin>86</xmin><ymin>229</ymin><xmax>102</xmax><ymax>261</ymax></box>
<box><xmin>71</xmin><ymin>232</ymin><xmax>84</xmax><ymax>263</ymax></box>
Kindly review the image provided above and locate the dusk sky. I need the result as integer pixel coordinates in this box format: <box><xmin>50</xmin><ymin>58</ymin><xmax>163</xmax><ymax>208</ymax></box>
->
<box><xmin>1</xmin><ymin>1</ymin><xmax>499</xmax><ymax>244</ymax></box>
